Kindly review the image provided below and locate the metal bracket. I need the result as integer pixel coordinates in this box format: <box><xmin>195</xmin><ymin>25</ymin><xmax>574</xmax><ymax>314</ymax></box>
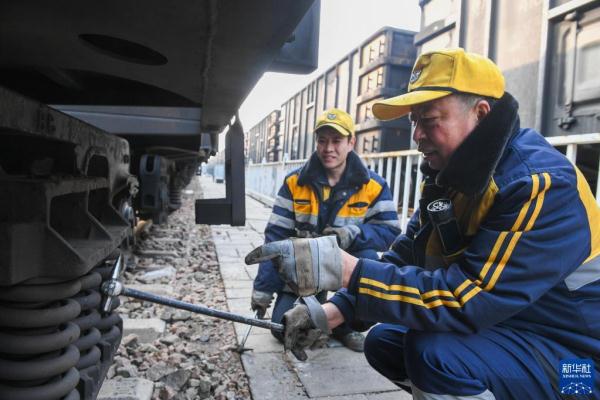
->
<box><xmin>195</xmin><ymin>116</ymin><xmax>246</xmax><ymax>226</ymax></box>
<box><xmin>558</xmin><ymin>116</ymin><xmax>576</xmax><ymax>130</ymax></box>
<box><xmin>101</xmin><ymin>254</ymin><xmax>125</xmax><ymax>312</ymax></box>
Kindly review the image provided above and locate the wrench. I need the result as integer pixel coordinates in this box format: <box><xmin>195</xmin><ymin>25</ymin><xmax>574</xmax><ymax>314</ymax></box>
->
<box><xmin>101</xmin><ymin>254</ymin><xmax>284</xmax><ymax>333</ymax></box>
<box><xmin>236</xmin><ymin>311</ymin><xmax>260</xmax><ymax>353</ymax></box>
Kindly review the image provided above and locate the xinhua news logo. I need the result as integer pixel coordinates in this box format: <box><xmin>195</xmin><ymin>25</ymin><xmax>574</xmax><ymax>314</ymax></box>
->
<box><xmin>559</xmin><ymin>359</ymin><xmax>594</xmax><ymax>396</ymax></box>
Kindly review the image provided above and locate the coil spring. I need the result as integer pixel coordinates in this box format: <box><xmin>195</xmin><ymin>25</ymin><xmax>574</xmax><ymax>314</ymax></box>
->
<box><xmin>76</xmin><ymin>266</ymin><xmax>123</xmax><ymax>400</ymax></box>
<box><xmin>73</xmin><ymin>273</ymin><xmax>102</xmax><ymax>372</ymax></box>
<box><xmin>0</xmin><ymin>262</ymin><xmax>124</xmax><ymax>400</ymax></box>
<box><xmin>0</xmin><ymin>279</ymin><xmax>82</xmax><ymax>400</ymax></box>
<box><xmin>169</xmin><ymin>186</ymin><xmax>183</xmax><ymax>210</ymax></box>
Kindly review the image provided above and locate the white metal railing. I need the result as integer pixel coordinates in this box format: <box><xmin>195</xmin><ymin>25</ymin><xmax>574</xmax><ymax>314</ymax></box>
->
<box><xmin>245</xmin><ymin>159</ymin><xmax>305</xmax><ymax>203</ymax></box>
<box><xmin>246</xmin><ymin>133</ymin><xmax>600</xmax><ymax>230</ymax></box>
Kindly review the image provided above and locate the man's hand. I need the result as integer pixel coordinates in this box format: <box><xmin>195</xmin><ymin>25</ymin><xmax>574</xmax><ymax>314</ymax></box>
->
<box><xmin>322</xmin><ymin>226</ymin><xmax>360</xmax><ymax>250</ymax></box>
<box><xmin>282</xmin><ymin>299</ymin><xmax>329</xmax><ymax>361</ymax></box>
<box><xmin>245</xmin><ymin>236</ymin><xmax>343</xmax><ymax>297</ymax></box>
<box><xmin>250</xmin><ymin>289</ymin><xmax>273</xmax><ymax>319</ymax></box>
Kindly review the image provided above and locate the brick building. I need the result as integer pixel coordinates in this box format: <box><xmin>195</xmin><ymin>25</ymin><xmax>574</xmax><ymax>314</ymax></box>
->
<box><xmin>246</xmin><ymin>27</ymin><xmax>417</xmax><ymax>161</ymax></box>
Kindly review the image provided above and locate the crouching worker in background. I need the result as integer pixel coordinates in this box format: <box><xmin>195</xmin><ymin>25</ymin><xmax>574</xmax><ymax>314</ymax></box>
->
<box><xmin>251</xmin><ymin>108</ymin><xmax>401</xmax><ymax>352</ymax></box>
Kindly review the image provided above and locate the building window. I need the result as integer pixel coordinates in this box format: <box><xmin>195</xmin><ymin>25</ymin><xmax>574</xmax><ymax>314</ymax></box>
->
<box><xmin>357</xmin><ymin>97</ymin><xmax>383</xmax><ymax>123</ymax></box>
<box><xmin>371</xmin><ymin>135</ymin><xmax>379</xmax><ymax>153</ymax></box>
<box><xmin>361</xmin><ymin>136</ymin><xmax>370</xmax><ymax>153</ymax></box>
<box><xmin>362</xmin><ymin>34</ymin><xmax>386</xmax><ymax>67</ymax></box>
<box><xmin>359</xmin><ymin>66</ymin><xmax>385</xmax><ymax>95</ymax></box>
<box><xmin>291</xmin><ymin>126</ymin><xmax>299</xmax><ymax>160</ymax></box>
<box><xmin>307</xmin><ymin>82</ymin><xmax>316</xmax><ymax>104</ymax></box>
<box><xmin>358</xmin><ymin>132</ymin><xmax>380</xmax><ymax>155</ymax></box>
<box><xmin>326</xmin><ymin>70</ymin><xmax>337</xmax><ymax>109</ymax></box>
<box><xmin>547</xmin><ymin>7</ymin><xmax>600</xmax><ymax>133</ymax></box>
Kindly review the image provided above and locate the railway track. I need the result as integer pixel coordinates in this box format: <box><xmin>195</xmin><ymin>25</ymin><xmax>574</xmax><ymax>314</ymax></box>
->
<box><xmin>100</xmin><ymin>179</ymin><xmax>251</xmax><ymax>400</ymax></box>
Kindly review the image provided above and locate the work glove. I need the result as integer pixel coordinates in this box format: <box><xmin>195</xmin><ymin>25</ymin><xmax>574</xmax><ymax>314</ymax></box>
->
<box><xmin>322</xmin><ymin>225</ymin><xmax>360</xmax><ymax>250</ymax></box>
<box><xmin>295</xmin><ymin>229</ymin><xmax>319</xmax><ymax>238</ymax></box>
<box><xmin>244</xmin><ymin>236</ymin><xmax>343</xmax><ymax>297</ymax></box>
<box><xmin>282</xmin><ymin>296</ymin><xmax>330</xmax><ymax>361</ymax></box>
<box><xmin>250</xmin><ymin>289</ymin><xmax>273</xmax><ymax>319</ymax></box>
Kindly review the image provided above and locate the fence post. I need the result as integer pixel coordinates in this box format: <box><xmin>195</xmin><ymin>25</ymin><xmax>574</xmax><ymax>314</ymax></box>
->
<box><xmin>413</xmin><ymin>155</ymin><xmax>423</xmax><ymax>209</ymax></box>
<box><xmin>393</xmin><ymin>156</ymin><xmax>402</xmax><ymax>206</ymax></box>
<box><xmin>566</xmin><ymin>144</ymin><xmax>577</xmax><ymax>164</ymax></box>
<box><xmin>597</xmin><ymin>156</ymin><xmax>600</xmax><ymax>205</ymax></box>
<box><xmin>401</xmin><ymin>155</ymin><xmax>413</xmax><ymax>230</ymax></box>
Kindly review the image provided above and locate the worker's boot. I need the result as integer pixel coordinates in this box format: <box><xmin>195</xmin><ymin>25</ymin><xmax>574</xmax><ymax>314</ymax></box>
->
<box><xmin>338</xmin><ymin>331</ymin><xmax>365</xmax><ymax>352</ymax></box>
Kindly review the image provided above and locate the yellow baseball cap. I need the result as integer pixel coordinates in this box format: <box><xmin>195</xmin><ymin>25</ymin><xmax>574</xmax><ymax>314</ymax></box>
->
<box><xmin>372</xmin><ymin>48</ymin><xmax>505</xmax><ymax>121</ymax></box>
<box><xmin>315</xmin><ymin>108</ymin><xmax>355</xmax><ymax>137</ymax></box>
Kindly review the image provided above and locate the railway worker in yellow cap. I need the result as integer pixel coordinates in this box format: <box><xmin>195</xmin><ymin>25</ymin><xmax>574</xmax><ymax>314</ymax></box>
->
<box><xmin>250</xmin><ymin>108</ymin><xmax>401</xmax><ymax>352</ymax></box>
<box><xmin>247</xmin><ymin>48</ymin><xmax>600</xmax><ymax>399</ymax></box>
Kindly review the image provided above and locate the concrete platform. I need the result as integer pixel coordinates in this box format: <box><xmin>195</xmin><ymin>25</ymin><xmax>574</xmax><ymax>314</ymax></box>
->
<box><xmin>97</xmin><ymin>378</ymin><xmax>154</xmax><ymax>400</ymax></box>
<box><xmin>122</xmin><ymin>318</ymin><xmax>166</xmax><ymax>343</ymax></box>
<box><xmin>200</xmin><ymin>176</ymin><xmax>411</xmax><ymax>399</ymax></box>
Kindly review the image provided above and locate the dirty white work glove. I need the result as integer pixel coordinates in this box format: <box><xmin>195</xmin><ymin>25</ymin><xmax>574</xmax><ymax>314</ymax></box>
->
<box><xmin>322</xmin><ymin>226</ymin><xmax>360</xmax><ymax>250</ymax></box>
<box><xmin>295</xmin><ymin>229</ymin><xmax>319</xmax><ymax>238</ymax></box>
<box><xmin>282</xmin><ymin>296</ymin><xmax>329</xmax><ymax>361</ymax></box>
<box><xmin>250</xmin><ymin>289</ymin><xmax>273</xmax><ymax>319</ymax></box>
<box><xmin>244</xmin><ymin>236</ymin><xmax>343</xmax><ymax>297</ymax></box>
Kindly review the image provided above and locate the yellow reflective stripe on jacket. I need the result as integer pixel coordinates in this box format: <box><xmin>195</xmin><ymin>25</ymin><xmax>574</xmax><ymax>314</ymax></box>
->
<box><xmin>358</xmin><ymin>278</ymin><xmax>461</xmax><ymax>308</ymax></box>
<box><xmin>483</xmin><ymin>173</ymin><xmax>550</xmax><ymax>291</ymax></box>
<box><xmin>575</xmin><ymin>167</ymin><xmax>600</xmax><ymax>264</ymax></box>
<box><xmin>360</xmin><ymin>173</ymin><xmax>552</xmax><ymax>309</ymax></box>
<box><xmin>560</xmin><ymin>167</ymin><xmax>600</xmax><ymax>291</ymax></box>
<box><xmin>286</xmin><ymin>174</ymin><xmax>319</xmax><ymax>218</ymax></box>
<box><xmin>287</xmin><ymin>174</ymin><xmax>386</xmax><ymax>227</ymax></box>
<box><xmin>322</xmin><ymin>186</ymin><xmax>331</xmax><ymax>202</ymax></box>
<box><xmin>336</xmin><ymin>178</ymin><xmax>383</xmax><ymax>219</ymax></box>
<box><xmin>461</xmin><ymin>173</ymin><xmax>551</xmax><ymax>298</ymax></box>
<box><xmin>466</xmin><ymin>178</ymin><xmax>499</xmax><ymax>236</ymax></box>
<box><xmin>358</xmin><ymin>287</ymin><xmax>462</xmax><ymax>308</ymax></box>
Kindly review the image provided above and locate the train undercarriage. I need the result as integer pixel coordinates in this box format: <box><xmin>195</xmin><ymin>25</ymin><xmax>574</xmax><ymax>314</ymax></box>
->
<box><xmin>0</xmin><ymin>1</ymin><xmax>319</xmax><ymax>398</ymax></box>
<box><xmin>0</xmin><ymin>87</ymin><xmax>134</xmax><ymax>399</ymax></box>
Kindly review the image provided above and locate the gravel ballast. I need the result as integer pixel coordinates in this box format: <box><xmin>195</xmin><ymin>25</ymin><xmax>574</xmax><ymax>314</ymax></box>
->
<box><xmin>106</xmin><ymin>182</ymin><xmax>251</xmax><ymax>400</ymax></box>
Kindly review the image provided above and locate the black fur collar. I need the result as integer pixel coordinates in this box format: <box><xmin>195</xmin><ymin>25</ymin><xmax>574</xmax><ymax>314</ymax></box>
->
<box><xmin>434</xmin><ymin>92</ymin><xmax>520</xmax><ymax>195</ymax></box>
<box><xmin>297</xmin><ymin>150</ymin><xmax>370</xmax><ymax>187</ymax></box>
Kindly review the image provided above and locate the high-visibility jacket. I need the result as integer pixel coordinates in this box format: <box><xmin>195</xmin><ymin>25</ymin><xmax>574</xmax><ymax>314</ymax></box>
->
<box><xmin>339</xmin><ymin>93</ymin><xmax>600</xmax><ymax>362</ymax></box>
<box><xmin>254</xmin><ymin>150</ymin><xmax>401</xmax><ymax>294</ymax></box>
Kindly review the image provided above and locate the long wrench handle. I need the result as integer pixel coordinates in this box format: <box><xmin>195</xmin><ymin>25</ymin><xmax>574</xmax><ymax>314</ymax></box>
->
<box><xmin>122</xmin><ymin>287</ymin><xmax>284</xmax><ymax>333</ymax></box>
<box><xmin>238</xmin><ymin>311</ymin><xmax>258</xmax><ymax>351</ymax></box>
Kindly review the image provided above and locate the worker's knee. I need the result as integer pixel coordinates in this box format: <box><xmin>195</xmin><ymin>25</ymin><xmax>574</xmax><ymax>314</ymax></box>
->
<box><xmin>363</xmin><ymin>324</ymin><xmax>386</xmax><ymax>365</ymax></box>
<box><xmin>364</xmin><ymin>324</ymin><xmax>408</xmax><ymax>383</ymax></box>
<box><xmin>404</xmin><ymin>330</ymin><xmax>448</xmax><ymax>378</ymax></box>
<box><xmin>404</xmin><ymin>330</ymin><xmax>480</xmax><ymax>395</ymax></box>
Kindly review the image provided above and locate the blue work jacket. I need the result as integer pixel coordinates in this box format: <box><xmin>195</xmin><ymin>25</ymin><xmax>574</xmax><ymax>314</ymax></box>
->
<box><xmin>254</xmin><ymin>150</ymin><xmax>401</xmax><ymax>294</ymax></box>
<box><xmin>339</xmin><ymin>93</ymin><xmax>600</xmax><ymax>362</ymax></box>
